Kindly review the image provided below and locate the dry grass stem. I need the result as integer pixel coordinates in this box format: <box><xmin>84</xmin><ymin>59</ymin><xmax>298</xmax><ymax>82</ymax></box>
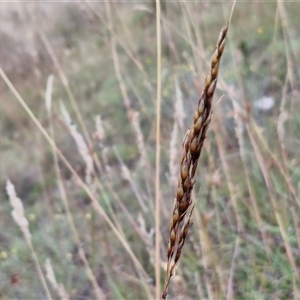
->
<box><xmin>45</xmin><ymin>259</ymin><xmax>69</xmax><ymax>300</ymax></box>
<box><xmin>0</xmin><ymin>68</ymin><xmax>153</xmax><ymax>298</ymax></box>
<box><xmin>60</xmin><ymin>102</ymin><xmax>95</xmax><ymax>185</ymax></box>
<box><xmin>155</xmin><ymin>1</ymin><xmax>162</xmax><ymax>298</ymax></box>
<box><xmin>39</xmin><ymin>31</ymin><xmax>103</xmax><ymax>176</ymax></box>
<box><xmin>246</xmin><ymin>121</ymin><xmax>299</xmax><ymax>278</ymax></box>
<box><xmin>84</xmin><ymin>1</ymin><xmax>154</xmax><ymax>95</ymax></box>
<box><xmin>162</xmin><ymin>23</ymin><xmax>229</xmax><ymax>299</ymax></box>
<box><xmin>46</xmin><ymin>87</ymin><xmax>106</xmax><ymax>299</ymax></box>
<box><xmin>6</xmin><ymin>180</ymin><xmax>52</xmax><ymax>299</ymax></box>
<box><xmin>169</xmin><ymin>121</ymin><xmax>180</xmax><ymax>187</ymax></box>
<box><xmin>226</xmin><ymin>237</ymin><xmax>240</xmax><ymax>300</ymax></box>
<box><xmin>213</xmin><ymin>116</ymin><xmax>244</xmax><ymax>233</ymax></box>
<box><xmin>232</xmin><ymin>99</ymin><xmax>270</xmax><ymax>257</ymax></box>
<box><xmin>169</xmin><ymin>78</ymin><xmax>186</xmax><ymax>186</ymax></box>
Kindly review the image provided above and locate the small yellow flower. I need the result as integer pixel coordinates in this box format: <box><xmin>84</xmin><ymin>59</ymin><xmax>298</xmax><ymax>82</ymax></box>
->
<box><xmin>66</xmin><ymin>253</ymin><xmax>73</xmax><ymax>261</ymax></box>
<box><xmin>257</xmin><ymin>26</ymin><xmax>264</xmax><ymax>34</ymax></box>
<box><xmin>0</xmin><ymin>251</ymin><xmax>8</xmax><ymax>259</ymax></box>
<box><xmin>28</xmin><ymin>213</ymin><xmax>36</xmax><ymax>221</ymax></box>
<box><xmin>10</xmin><ymin>248</ymin><xmax>17</xmax><ymax>255</ymax></box>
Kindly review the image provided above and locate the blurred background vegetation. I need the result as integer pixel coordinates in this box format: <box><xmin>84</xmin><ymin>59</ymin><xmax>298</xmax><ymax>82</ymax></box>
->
<box><xmin>1</xmin><ymin>1</ymin><xmax>300</xmax><ymax>299</ymax></box>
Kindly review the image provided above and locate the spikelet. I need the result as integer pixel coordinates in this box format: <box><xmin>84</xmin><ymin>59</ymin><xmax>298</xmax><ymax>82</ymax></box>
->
<box><xmin>162</xmin><ymin>24</ymin><xmax>228</xmax><ymax>299</ymax></box>
<box><xmin>45</xmin><ymin>259</ymin><xmax>69</xmax><ymax>300</ymax></box>
<box><xmin>60</xmin><ymin>102</ymin><xmax>94</xmax><ymax>185</ymax></box>
<box><xmin>6</xmin><ymin>180</ymin><xmax>31</xmax><ymax>241</ymax></box>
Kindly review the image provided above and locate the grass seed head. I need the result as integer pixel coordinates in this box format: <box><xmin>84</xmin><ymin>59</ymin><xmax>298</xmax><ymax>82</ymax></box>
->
<box><xmin>162</xmin><ymin>23</ymin><xmax>228</xmax><ymax>299</ymax></box>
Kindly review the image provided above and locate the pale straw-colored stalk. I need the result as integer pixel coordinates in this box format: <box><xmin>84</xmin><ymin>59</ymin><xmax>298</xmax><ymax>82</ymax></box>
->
<box><xmin>180</xmin><ymin>0</ymin><xmax>204</xmax><ymax>77</ymax></box>
<box><xmin>232</xmin><ymin>99</ymin><xmax>270</xmax><ymax>258</ymax></box>
<box><xmin>38</xmin><ymin>32</ymin><xmax>103</xmax><ymax>174</ymax></box>
<box><xmin>113</xmin><ymin>147</ymin><xmax>149</xmax><ymax>213</ymax></box>
<box><xmin>104</xmin><ymin>2</ymin><xmax>155</xmax><ymax>219</ymax></box>
<box><xmin>169</xmin><ymin>78</ymin><xmax>186</xmax><ymax>187</ymax></box>
<box><xmin>83</xmin><ymin>1</ymin><xmax>154</xmax><ymax>95</ymax></box>
<box><xmin>0</xmin><ymin>68</ymin><xmax>153</xmax><ymax>298</ymax></box>
<box><xmin>169</xmin><ymin>121</ymin><xmax>180</xmax><ymax>187</ymax></box>
<box><xmin>60</xmin><ymin>102</ymin><xmax>95</xmax><ymax>186</ymax></box>
<box><xmin>45</xmin><ymin>259</ymin><xmax>69</xmax><ymax>300</ymax></box>
<box><xmin>246</xmin><ymin>119</ymin><xmax>299</xmax><ymax>279</ymax></box>
<box><xmin>155</xmin><ymin>1</ymin><xmax>162</xmax><ymax>298</ymax></box>
<box><xmin>6</xmin><ymin>180</ymin><xmax>52</xmax><ymax>299</ymax></box>
<box><xmin>226</xmin><ymin>237</ymin><xmax>240</xmax><ymax>300</ymax></box>
<box><xmin>277</xmin><ymin>0</ymin><xmax>298</xmax><ymax>112</ymax></box>
<box><xmin>212</xmin><ymin>116</ymin><xmax>244</xmax><ymax>233</ymax></box>
<box><xmin>45</xmin><ymin>76</ymin><xmax>106</xmax><ymax>299</ymax></box>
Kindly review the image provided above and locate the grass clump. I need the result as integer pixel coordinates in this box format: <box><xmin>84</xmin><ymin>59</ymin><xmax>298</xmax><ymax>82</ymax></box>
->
<box><xmin>0</xmin><ymin>2</ymin><xmax>300</xmax><ymax>299</ymax></box>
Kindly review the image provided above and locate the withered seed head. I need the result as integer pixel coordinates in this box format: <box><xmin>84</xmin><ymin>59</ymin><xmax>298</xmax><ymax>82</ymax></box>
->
<box><xmin>162</xmin><ymin>23</ymin><xmax>228</xmax><ymax>300</ymax></box>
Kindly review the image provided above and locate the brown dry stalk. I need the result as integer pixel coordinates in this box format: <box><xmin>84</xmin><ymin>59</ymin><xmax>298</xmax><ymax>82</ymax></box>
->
<box><xmin>162</xmin><ymin>24</ymin><xmax>228</xmax><ymax>299</ymax></box>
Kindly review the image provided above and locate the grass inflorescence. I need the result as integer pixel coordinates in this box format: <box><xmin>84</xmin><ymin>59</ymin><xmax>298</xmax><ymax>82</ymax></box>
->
<box><xmin>162</xmin><ymin>23</ymin><xmax>229</xmax><ymax>299</ymax></box>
